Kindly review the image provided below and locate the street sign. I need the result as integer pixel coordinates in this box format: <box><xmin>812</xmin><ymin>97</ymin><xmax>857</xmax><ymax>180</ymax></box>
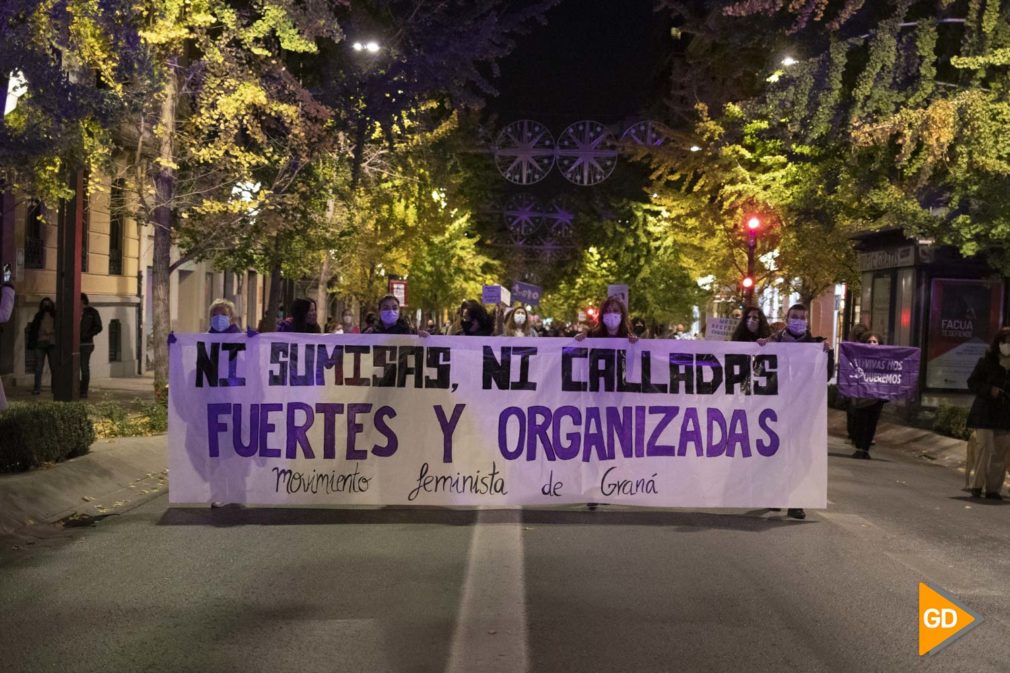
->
<box><xmin>512</xmin><ymin>281</ymin><xmax>542</xmax><ymax>306</ymax></box>
<box><xmin>482</xmin><ymin>284</ymin><xmax>511</xmax><ymax>305</ymax></box>
<box><xmin>388</xmin><ymin>279</ymin><xmax>407</xmax><ymax>307</ymax></box>
<box><xmin>705</xmin><ymin>316</ymin><xmax>737</xmax><ymax>341</ymax></box>
<box><xmin>607</xmin><ymin>284</ymin><xmax>629</xmax><ymax>308</ymax></box>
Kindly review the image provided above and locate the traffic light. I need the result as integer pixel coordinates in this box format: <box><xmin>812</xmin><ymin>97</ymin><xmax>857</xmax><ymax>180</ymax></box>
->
<box><xmin>586</xmin><ymin>306</ymin><xmax>598</xmax><ymax>321</ymax></box>
<box><xmin>746</xmin><ymin>215</ymin><xmax>761</xmax><ymax>232</ymax></box>
<box><xmin>741</xmin><ymin>275</ymin><xmax>755</xmax><ymax>289</ymax></box>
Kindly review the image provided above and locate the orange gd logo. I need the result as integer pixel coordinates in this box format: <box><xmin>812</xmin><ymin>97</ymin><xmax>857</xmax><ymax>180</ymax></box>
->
<box><xmin>918</xmin><ymin>582</ymin><xmax>983</xmax><ymax>656</ymax></box>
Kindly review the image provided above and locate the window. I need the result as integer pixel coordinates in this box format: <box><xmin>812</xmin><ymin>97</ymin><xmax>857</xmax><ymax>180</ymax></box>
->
<box><xmin>108</xmin><ymin>319</ymin><xmax>122</xmax><ymax>362</ymax></box>
<box><xmin>109</xmin><ymin>179</ymin><xmax>125</xmax><ymax>275</ymax></box>
<box><xmin>25</xmin><ymin>200</ymin><xmax>46</xmax><ymax>269</ymax></box>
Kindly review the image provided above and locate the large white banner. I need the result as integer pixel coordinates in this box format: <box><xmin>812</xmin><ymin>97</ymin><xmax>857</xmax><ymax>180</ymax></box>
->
<box><xmin>168</xmin><ymin>334</ymin><xmax>827</xmax><ymax>508</ymax></box>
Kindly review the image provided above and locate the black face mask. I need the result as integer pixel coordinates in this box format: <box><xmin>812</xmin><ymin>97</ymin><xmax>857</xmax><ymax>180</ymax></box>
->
<box><xmin>42</xmin><ymin>304</ymin><xmax>54</xmax><ymax>314</ymax></box>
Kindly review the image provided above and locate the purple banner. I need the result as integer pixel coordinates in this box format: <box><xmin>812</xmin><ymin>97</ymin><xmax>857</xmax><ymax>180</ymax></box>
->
<box><xmin>838</xmin><ymin>342</ymin><xmax>921</xmax><ymax>400</ymax></box>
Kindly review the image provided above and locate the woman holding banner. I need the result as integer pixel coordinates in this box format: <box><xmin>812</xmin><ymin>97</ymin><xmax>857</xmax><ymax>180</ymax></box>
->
<box><xmin>849</xmin><ymin>333</ymin><xmax>885</xmax><ymax>460</ymax></box>
<box><xmin>575</xmin><ymin>296</ymin><xmax>639</xmax><ymax>343</ymax></box>
<box><xmin>456</xmin><ymin>300</ymin><xmax>495</xmax><ymax>337</ymax></box>
<box><xmin>500</xmin><ymin>306</ymin><xmax>538</xmax><ymax>337</ymax></box>
<box><xmin>966</xmin><ymin>326</ymin><xmax>1010</xmax><ymax>500</ymax></box>
<box><xmin>365</xmin><ymin>295</ymin><xmax>430</xmax><ymax>337</ymax></box>
<box><xmin>730</xmin><ymin>306</ymin><xmax>771</xmax><ymax>342</ymax></box>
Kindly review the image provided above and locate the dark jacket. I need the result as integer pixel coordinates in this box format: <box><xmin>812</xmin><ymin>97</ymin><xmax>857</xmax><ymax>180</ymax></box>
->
<box><xmin>276</xmin><ymin>318</ymin><xmax>321</xmax><ymax>334</ymax></box>
<box><xmin>27</xmin><ymin>310</ymin><xmax>55</xmax><ymax>350</ymax></box>
<box><xmin>365</xmin><ymin>319</ymin><xmax>415</xmax><ymax>335</ymax></box>
<box><xmin>966</xmin><ymin>354</ymin><xmax>1010</xmax><ymax>430</ymax></box>
<box><xmin>80</xmin><ymin>305</ymin><xmax>103</xmax><ymax>344</ymax></box>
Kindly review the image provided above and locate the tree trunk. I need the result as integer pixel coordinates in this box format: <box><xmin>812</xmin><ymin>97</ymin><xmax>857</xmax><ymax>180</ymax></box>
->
<box><xmin>316</xmin><ymin>254</ymin><xmax>331</xmax><ymax>330</ymax></box>
<box><xmin>263</xmin><ymin>252</ymin><xmax>283</xmax><ymax>331</ymax></box>
<box><xmin>151</xmin><ymin>59</ymin><xmax>178</xmax><ymax>400</ymax></box>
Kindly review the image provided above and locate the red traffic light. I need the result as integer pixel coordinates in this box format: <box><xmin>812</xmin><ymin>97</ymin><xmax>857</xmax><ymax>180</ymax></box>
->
<box><xmin>746</xmin><ymin>216</ymin><xmax>761</xmax><ymax>231</ymax></box>
<box><xmin>586</xmin><ymin>306</ymin><xmax>598</xmax><ymax>319</ymax></box>
<box><xmin>741</xmin><ymin>276</ymin><xmax>755</xmax><ymax>289</ymax></box>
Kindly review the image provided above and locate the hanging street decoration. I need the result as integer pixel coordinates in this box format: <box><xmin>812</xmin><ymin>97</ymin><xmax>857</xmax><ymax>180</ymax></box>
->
<box><xmin>493</xmin><ymin>119</ymin><xmax>556</xmax><ymax>185</ymax></box>
<box><xmin>620</xmin><ymin>119</ymin><xmax>672</xmax><ymax>147</ymax></box>
<box><xmin>503</xmin><ymin>193</ymin><xmax>544</xmax><ymax>244</ymax></box>
<box><xmin>555</xmin><ymin>120</ymin><xmax>618</xmax><ymax>186</ymax></box>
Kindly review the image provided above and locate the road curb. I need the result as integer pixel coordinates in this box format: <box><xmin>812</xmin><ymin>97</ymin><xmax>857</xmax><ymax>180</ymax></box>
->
<box><xmin>0</xmin><ymin>434</ymin><xmax>168</xmax><ymax>538</ymax></box>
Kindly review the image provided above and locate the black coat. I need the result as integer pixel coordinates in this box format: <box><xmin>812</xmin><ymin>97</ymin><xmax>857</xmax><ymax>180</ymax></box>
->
<box><xmin>80</xmin><ymin>305</ymin><xmax>103</xmax><ymax>344</ymax></box>
<box><xmin>365</xmin><ymin>319</ymin><xmax>415</xmax><ymax>335</ymax></box>
<box><xmin>966</xmin><ymin>354</ymin><xmax>1010</xmax><ymax>430</ymax></box>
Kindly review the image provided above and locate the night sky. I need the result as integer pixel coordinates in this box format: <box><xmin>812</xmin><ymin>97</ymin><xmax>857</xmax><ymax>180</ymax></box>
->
<box><xmin>489</xmin><ymin>0</ymin><xmax>671</xmax><ymax>126</ymax></box>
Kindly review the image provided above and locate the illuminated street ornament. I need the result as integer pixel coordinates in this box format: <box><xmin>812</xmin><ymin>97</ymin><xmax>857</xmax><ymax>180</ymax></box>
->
<box><xmin>494</xmin><ymin>120</ymin><xmax>556</xmax><ymax>185</ymax></box>
<box><xmin>545</xmin><ymin>197</ymin><xmax>575</xmax><ymax>239</ymax></box>
<box><xmin>557</xmin><ymin>120</ymin><xmax>618</xmax><ymax>186</ymax></box>
<box><xmin>620</xmin><ymin>120</ymin><xmax>672</xmax><ymax>148</ymax></box>
<box><xmin>503</xmin><ymin>194</ymin><xmax>544</xmax><ymax>244</ymax></box>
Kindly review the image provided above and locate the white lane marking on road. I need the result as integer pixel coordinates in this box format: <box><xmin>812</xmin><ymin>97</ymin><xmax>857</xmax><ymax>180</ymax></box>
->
<box><xmin>446</xmin><ymin>508</ymin><xmax>528</xmax><ymax>673</ymax></box>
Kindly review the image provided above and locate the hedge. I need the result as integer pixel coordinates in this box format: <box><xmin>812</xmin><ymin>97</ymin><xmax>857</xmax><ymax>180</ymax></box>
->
<box><xmin>932</xmin><ymin>404</ymin><xmax>972</xmax><ymax>441</ymax></box>
<box><xmin>0</xmin><ymin>401</ymin><xmax>96</xmax><ymax>473</ymax></box>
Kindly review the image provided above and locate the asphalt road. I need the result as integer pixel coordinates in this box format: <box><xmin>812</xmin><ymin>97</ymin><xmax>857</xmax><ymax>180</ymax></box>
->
<box><xmin>2</xmin><ymin>435</ymin><xmax>1009</xmax><ymax>673</ymax></box>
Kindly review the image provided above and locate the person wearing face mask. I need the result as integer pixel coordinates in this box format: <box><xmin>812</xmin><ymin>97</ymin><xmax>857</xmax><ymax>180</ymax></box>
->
<box><xmin>758</xmin><ymin>303</ymin><xmax>832</xmax><ymax>520</ymax></box>
<box><xmin>364</xmin><ymin>295</ymin><xmax>430</xmax><ymax>336</ymax></box>
<box><xmin>336</xmin><ymin>310</ymin><xmax>359</xmax><ymax>335</ymax></box>
<box><xmin>966</xmin><ymin>326</ymin><xmax>1010</xmax><ymax>500</ymax></box>
<box><xmin>848</xmin><ymin>333</ymin><xmax>886</xmax><ymax>460</ymax></box>
<box><xmin>630</xmin><ymin>317</ymin><xmax>649</xmax><ymax>339</ymax></box>
<box><xmin>27</xmin><ymin>297</ymin><xmax>58</xmax><ymax>396</ymax></box>
<box><xmin>576</xmin><ymin>296</ymin><xmax>638</xmax><ymax>510</ymax></box>
<box><xmin>208</xmin><ymin>298</ymin><xmax>242</xmax><ymax>334</ymax></box>
<box><xmin>730</xmin><ymin>306</ymin><xmax>770</xmax><ymax>342</ymax></box>
<box><xmin>501</xmin><ymin>306</ymin><xmax>538</xmax><ymax>337</ymax></box>
<box><xmin>576</xmin><ymin>297</ymin><xmax>639</xmax><ymax>343</ymax></box>
<box><xmin>455</xmin><ymin>299</ymin><xmax>494</xmax><ymax>337</ymax></box>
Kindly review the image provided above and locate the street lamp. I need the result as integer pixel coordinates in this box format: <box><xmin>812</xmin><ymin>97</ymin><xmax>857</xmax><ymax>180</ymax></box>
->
<box><xmin>781</xmin><ymin>56</ymin><xmax>798</xmax><ymax>67</ymax></box>
<box><xmin>352</xmin><ymin>40</ymin><xmax>381</xmax><ymax>53</ymax></box>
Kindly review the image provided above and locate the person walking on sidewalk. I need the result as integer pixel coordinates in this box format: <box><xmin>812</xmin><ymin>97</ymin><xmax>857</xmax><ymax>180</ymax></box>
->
<box><xmin>79</xmin><ymin>293</ymin><xmax>103</xmax><ymax>399</ymax></box>
<box><xmin>0</xmin><ymin>278</ymin><xmax>14</xmax><ymax>411</ymax></box>
<box><xmin>27</xmin><ymin>297</ymin><xmax>57</xmax><ymax>396</ymax></box>
<box><xmin>849</xmin><ymin>333</ymin><xmax>886</xmax><ymax>460</ymax></box>
<box><xmin>966</xmin><ymin>326</ymin><xmax>1010</xmax><ymax>500</ymax></box>
<box><xmin>759</xmin><ymin>303</ymin><xmax>833</xmax><ymax>520</ymax></box>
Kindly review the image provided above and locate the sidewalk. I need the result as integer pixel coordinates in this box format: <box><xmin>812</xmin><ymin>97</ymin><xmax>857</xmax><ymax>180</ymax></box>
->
<box><xmin>827</xmin><ymin>408</ymin><xmax>970</xmax><ymax>473</ymax></box>
<box><xmin>4</xmin><ymin>373</ymin><xmax>156</xmax><ymax>404</ymax></box>
<box><xmin>0</xmin><ymin>434</ymin><xmax>167</xmax><ymax>538</ymax></box>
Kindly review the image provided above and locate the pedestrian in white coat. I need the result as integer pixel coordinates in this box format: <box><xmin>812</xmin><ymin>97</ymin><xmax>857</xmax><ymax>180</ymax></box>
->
<box><xmin>0</xmin><ymin>279</ymin><xmax>15</xmax><ymax>412</ymax></box>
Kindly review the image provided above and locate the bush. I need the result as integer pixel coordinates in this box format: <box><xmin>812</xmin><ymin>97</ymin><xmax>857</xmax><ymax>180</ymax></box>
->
<box><xmin>0</xmin><ymin>401</ymin><xmax>96</xmax><ymax>473</ymax></box>
<box><xmin>933</xmin><ymin>404</ymin><xmax>971</xmax><ymax>440</ymax></box>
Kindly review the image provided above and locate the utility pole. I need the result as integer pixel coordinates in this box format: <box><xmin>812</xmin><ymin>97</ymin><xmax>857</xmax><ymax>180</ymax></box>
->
<box><xmin>54</xmin><ymin>169</ymin><xmax>84</xmax><ymax>401</ymax></box>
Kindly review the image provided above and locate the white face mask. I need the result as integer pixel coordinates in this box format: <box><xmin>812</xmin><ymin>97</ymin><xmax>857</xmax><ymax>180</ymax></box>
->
<box><xmin>999</xmin><ymin>343</ymin><xmax>1010</xmax><ymax>357</ymax></box>
<box><xmin>210</xmin><ymin>314</ymin><xmax>231</xmax><ymax>332</ymax></box>
<box><xmin>788</xmin><ymin>318</ymin><xmax>807</xmax><ymax>334</ymax></box>
<box><xmin>380</xmin><ymin>309</ymin><xmax>399</xmax><ymax>326</ymax></box>
<box><xmin>514</xmin><ymin>313</ymin><xmax>527</xmax><ymax>326</ymax></box>
<box><xmin>746</xmin><ymin>318</ymin><xmax>759</xmax><ymax>333</ymax></box>
<box><xmin>602</xmin><ymin>313</ymin><xmax>622</xmax><ymax>331</ymax></box>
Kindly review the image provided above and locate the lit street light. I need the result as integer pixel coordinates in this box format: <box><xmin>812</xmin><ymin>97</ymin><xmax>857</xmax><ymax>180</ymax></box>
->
<box><xmin>352</xmin><ymin>40</ymin><xmax>381</xmax><ymax>53</ymax></box>
<box><xmin>781</xmin><ymin>55</ymin><xmax>798</xmax><ymax>67</ymax></box>
<box><xmin>689</xmin><ymin>145</ymin><xmax>701</xmax><ymax>152</ymax></box>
